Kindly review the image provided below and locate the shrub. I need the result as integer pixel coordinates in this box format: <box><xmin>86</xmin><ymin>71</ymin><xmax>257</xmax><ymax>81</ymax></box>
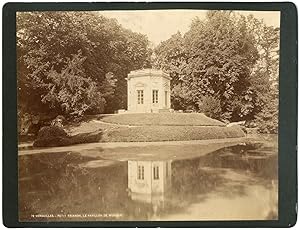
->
<box><xmin>197</xmin><ymin>96</ymin><xmax>222</xmax><ymax>120</ymax></box>
<box><xmin>18</xmin><ymin>113</ymin><xmax>41</xmax><ymax>135</ymax></box>
<box><xmin>256</xmin><ymin>118</ymin><xmax>278</xmax><ymax>134</ymax></box>
<box><xmin>36</xmin><ymin>126</ymin><xmax>68</xmax><ymax>140</ymax></box>
<box><xmin>33</xmin><ymin>126</ymin><xmax>69</xmax><ymax>147</ymax></box>
<box><xmin>33</xmin><ymin>126</ymin><xmax>102</xmax><ymax>147</ymax></box>
<box><xmin>255</xmin><ymin>97</ymin><xmax>278</xmax><ymax>134</ymax></box>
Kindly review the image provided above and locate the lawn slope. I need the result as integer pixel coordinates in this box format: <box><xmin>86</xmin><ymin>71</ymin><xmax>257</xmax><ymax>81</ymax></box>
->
<box><xmin>102</xmin><ymin>125</ymin><xmax>245</xmax><ymax>142</ymax></box>
<box><xmin>69</xmin><ymin>113</ymin><xmax>245</xmax><ymax>143</ymax></box>
<box><xmin>31</xmin><ymin>113</ymin><xmax>245</xmax><ymax>147</ymax></box>
<box><xmin>100</xmin><ymin>113</ymin><xmax>225</xmax><ymax>126</ymax></box>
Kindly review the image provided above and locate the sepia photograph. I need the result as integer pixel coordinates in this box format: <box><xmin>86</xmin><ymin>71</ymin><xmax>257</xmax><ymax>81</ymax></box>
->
<box><xmin>16</xmin><ymin>9</ymin><xmax>280</xmax><ymax>222</ymax></box>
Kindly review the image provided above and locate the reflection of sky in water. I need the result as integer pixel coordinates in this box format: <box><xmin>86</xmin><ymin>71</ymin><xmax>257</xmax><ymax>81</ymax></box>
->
<box><xmin>18</xmin><ymin>142</ymin><xmax>278</xmax><ymax>221</ymax></box>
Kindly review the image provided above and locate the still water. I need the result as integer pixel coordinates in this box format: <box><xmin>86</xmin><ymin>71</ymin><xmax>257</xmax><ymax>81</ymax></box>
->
<box><xmin>19</xmin><ymin>140</ymin><xmax>278</xmax><ymax>221</ymax></box>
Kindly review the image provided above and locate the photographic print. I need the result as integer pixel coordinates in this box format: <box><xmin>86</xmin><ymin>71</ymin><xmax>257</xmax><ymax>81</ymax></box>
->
<box><xmin>17</xmin><ymin>9</ymin><xmax>280</xmax><ymax>222</ymax></box>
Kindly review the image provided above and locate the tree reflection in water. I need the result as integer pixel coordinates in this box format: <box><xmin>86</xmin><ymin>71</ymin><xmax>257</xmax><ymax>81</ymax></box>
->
<box><xmin>19</xmin><ymin>142</ymin><xmax>278</xmax><ymax>221</ymax></box>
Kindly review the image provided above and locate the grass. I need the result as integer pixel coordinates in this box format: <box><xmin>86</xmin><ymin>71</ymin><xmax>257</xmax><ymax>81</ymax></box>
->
<box><xmin>29</xmin><ymin>113</ymin><xmax>245</xmax><ymax>147</ymax></box>
<box><xmin>100</xmin><ymin>113</ymin><xmax>225</xmax><ymax>126</ymax></box>
<box><xmin>65</xmin><ymin>113</ymin><xmax>244</xmax><ymax>143</ymax></box>
<box><xmin>101</xmin><ymin>125</ymin><xmax>245</xmax><ymax>142</ymax></box>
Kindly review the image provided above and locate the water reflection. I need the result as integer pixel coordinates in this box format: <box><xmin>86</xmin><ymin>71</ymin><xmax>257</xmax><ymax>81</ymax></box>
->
<box><xmin>127</xmin><ymin>160</ymin><xmax>172</xmax><ymax>217</ymax></box>
<box><xmin>18</xmin><ymin>142</ymin><xmax>278</xmax><ymax>221</ymax></box>
<box><xmin>166</xmin><ymin>143</ymin><xmax>278</xmax><ymax>220</ymax></box>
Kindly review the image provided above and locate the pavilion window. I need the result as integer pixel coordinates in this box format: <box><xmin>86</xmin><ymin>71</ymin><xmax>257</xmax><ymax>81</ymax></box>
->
<box><xmin>137</xmin><ymin>165</ymin><xmax>144</xmax><ymax>180</ymax></box>
<box><xmin>152</xmin><ymin>90</ymin><xmax>158</xmax><ymax>104</ymax></box>
<box><xmin>153</xmin><ymin>166</ymin><xmax>159</xmax><ymax>180</ymax></box>
<box><xmin>137</xmin><ymin>90</ymin><xmax>144</xmax><ymax>104</ymax></box>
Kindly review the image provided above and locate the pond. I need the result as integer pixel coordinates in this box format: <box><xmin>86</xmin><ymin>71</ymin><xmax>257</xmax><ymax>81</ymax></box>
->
<box><xmin>18</xmin><ymin>138</ymin><xmax>278</xmax><ymax>221</ymax></box>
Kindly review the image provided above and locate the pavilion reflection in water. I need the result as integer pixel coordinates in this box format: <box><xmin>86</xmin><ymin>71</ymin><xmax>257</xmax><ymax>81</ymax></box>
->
<box><xmin>127</xmin><ymin>160</ymin><xmax>172</xmax><ymax>205</ymax></box>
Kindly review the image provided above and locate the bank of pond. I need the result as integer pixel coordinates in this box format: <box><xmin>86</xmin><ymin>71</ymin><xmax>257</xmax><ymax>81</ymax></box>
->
<box><xmin>31</xmin><ymin>113</ymin><xmax>245</xmax><ymax>147</ymax></box>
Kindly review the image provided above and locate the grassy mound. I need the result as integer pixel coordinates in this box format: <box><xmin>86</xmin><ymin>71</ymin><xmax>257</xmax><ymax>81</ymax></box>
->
<box><xmin>102</xmin><ymin>125</ymin><xmax>245</xmax><ymax>142</ymax></box>
<box><xmin>33</xmin><ymin>126</ymin><xmax>102</xmax><ymax>147</ymax></box>
<box><xmin>100</xmin><ymin>113</ymin><xmax>225</xmax><ymax>126</ymax></box>
<box><xmin>32</xmin><ymin>114</ymin><xmax>245</xmax><ymax>146</ymax></box>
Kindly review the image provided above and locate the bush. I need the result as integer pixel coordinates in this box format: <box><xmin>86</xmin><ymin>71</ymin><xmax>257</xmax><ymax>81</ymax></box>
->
<box><xmin>50</xmin><ymin>115</ymin><xmax>66</xmax><ymax>127</ymax></box>
<box><xmin>36</xmin><ymin>126</ymin><xmax>68</xmax><ymax>140</ymax></box>
<box><xmin>33</xmin><ymin>126</ymin><xmax>69</xmax><ymax>147</ymax></box>
<box><xmin>33</xmin><ymin>126</ymin><xmax>103</xmax><ymax>147</ymax></box>
<box><xmin>18</xmin><ymin>113</ymin><xmax>41</xmax><ymax>135</ymax></box>
<box><xmin>255</xmin><ymin>98</ymin><xmax>278</xmax><ymax>134</ymax></box>
<box><xmin>197</xmin><ymin>96</ymin><xmax>222</xmax><ymax>120</ymax></box>
<box><xmin>33</xmin><ymin>136</ymin><xmax>72</xmax><ymax>147</ymax></box>
<box><xmin>257</xmin><ymin>118</ymin><xmax>278</xmax><ymax>134</ymax></box>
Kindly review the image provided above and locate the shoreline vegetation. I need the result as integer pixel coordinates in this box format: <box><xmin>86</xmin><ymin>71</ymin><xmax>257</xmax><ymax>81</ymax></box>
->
<box><xmin>28</xmin><ymin>113</ymin><xmax>246</xmax><ymax>148</ymax></box>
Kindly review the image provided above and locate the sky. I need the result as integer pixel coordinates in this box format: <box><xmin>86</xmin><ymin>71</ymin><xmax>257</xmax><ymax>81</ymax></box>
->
<box><xmin>99</xmin><ymin>10</ymin><xmax>280</xmax><ymax>45</ymax></box>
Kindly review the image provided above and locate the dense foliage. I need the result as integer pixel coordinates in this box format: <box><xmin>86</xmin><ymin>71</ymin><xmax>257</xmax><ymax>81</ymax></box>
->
<box><xmin>247</xmin><ymin>16</ymin><xmax>279</xmax><ymax>133</ymax></box>
<box><xmin>154</xmin><ymin>11</ymin><xmax>279</xmax><ymax>133</ymax></box>
<box><xmin>17</xmin><ymin>11</ymin><xmax>151</xmax><ymax>126</ymax></box>
<box><xmin>17</xmin><ymin>11</ymin><xmax>279</xmax><ymax>134</ymax></box>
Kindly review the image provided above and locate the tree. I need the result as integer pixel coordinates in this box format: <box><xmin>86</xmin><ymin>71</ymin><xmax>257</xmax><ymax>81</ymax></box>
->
<box><xmin>103</xmin><ymin>29</ymin><xmax>152</xmax><ymax>113</ymax></box>
<box><xmin>154</xmin><ymin>32</ymin><xmax>190</xmax><ymax>110</ymax></box>
<box><xmin>155</xmin><ymin>11</ymin><xmax>259</xmax><ymax>121</ymax></box>
<box><xmin>17</xmin><ymin>12</ymin><xmax>151</xmax><ymax>127</ymax></box>
<box><xmin>246</xmin><ymin>15</ymin><xmax>279</xmax><ymax>133</ymax></box>
<box><xmin>41</xmin><ymin>50</ymin><xmax>106</xmax><ymax>117</ymax></box>
<box><xmin>17</xmin><ymin>12</ymin><xmax>107</xmax><ymax>119</ymax></box>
